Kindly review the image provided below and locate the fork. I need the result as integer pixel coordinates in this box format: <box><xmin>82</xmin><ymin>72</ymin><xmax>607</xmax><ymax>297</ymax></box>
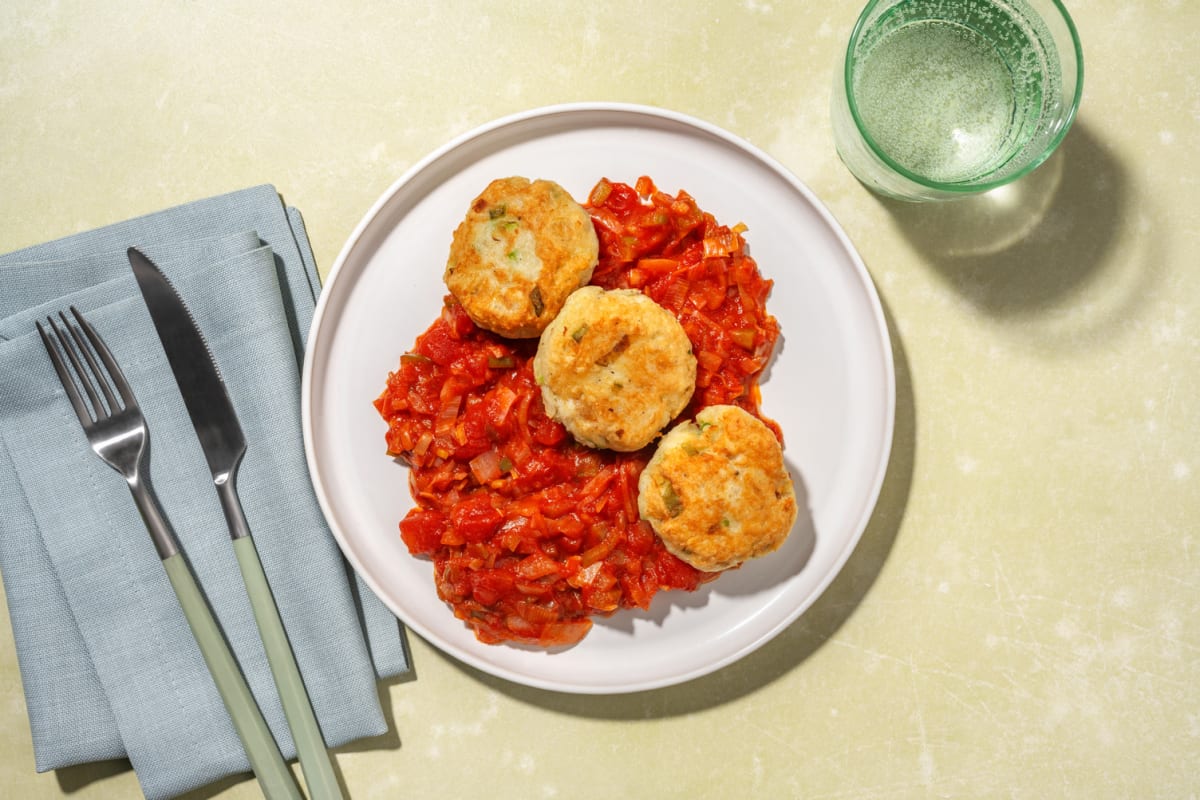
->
<box><xmin>38</xmin><ymin>307</ymin><xmax>304</xmax><ymax>800</ymax></box>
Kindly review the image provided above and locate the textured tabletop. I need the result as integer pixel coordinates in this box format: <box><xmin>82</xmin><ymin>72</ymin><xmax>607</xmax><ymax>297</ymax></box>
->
<box><xmin>1</xmin><ymin>2</ymin><xmax>1196</xmax><ymax>798</ymax></box>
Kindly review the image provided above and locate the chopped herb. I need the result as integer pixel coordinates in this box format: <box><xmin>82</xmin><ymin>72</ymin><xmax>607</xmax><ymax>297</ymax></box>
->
<box><xmin>498</xmin><ymin>457</ymin><xmax>513</xmax><ymax>473</ymax></box>
<box><xmin>721</xmin><ymin>517</ymin><xmax>731</xmax><ymax>528</ymax></box>
<box><xmin>488</xmin><ymin>205</ymin><xmax>506</xmax><ymax>219</ymax></box>
<box><xmin>530</xmin><ymin>286</ymin><xmax>545</xmax><ymax>316</ymax></box>
<box><xmin>488</xmin><ymin>356</ymin><xmax>515</xmax><ymax>369</ymax></box>
<box><xmin>400</xmin><ymin>352</ymin><xmax>432</xmax><ymax>364</ymax></box>
<box><xmin>661</xmin><ymin>481</ymin><xmax>683</xmax><ymax>518</ymax></box>
<box><xmin>696</xmin><ymin>420</ymin><xmax>713</xmax><ymax>431</ymax></box>
<box><xmin>506</xmin><ymin>250</ymin><xmax>519</xmax><ymax>261</ymax></box>
<box><xmin>571</xmin><ymin>324</ymin><xmax>589</xmax><ymax>342</ymax></box>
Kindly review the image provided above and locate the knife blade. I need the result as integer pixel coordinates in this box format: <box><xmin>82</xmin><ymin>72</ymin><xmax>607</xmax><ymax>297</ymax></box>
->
<box><xmin>128</xmin><ymin>247</ymin><xmax>345</xmax><ymax>800</ymax></box>
<box><xmin>127</xmin><ymin>247</ymin><xmax>247</xmax><ymax>497</ymax></box>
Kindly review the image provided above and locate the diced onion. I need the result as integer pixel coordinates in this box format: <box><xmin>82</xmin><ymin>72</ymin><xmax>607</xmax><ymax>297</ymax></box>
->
<box><xmin>492</xmin><ymin>385</ymin><xmax>518</xmax><ymax>424</ymax></box>
<box><xmin>730</xmin><ymin>328</ymin><xmax>756</xmax><ymax>349</ymax></box>
<box><xmin>696</xmin><ymin>350</ymin><xmax>724</xmax><ymax>372</ymax></box>
<box><xmin>434</xmin><ymin>394</ymin><xmax>462</xmax><ymax>435</ymax></box>
<box><xmin>588</xmin><ymin>178</ymin><xmax>612</xmax><ymax>206</ymax></box>
<box><xmin>469</xmin><ymin>449</ymin><xmax>503</xmax><ymax>483</ymax></box>
<box><xmin>412</xmin><ymin>430</ymin><xmax>434</xmax><ymax>458</ymax></box>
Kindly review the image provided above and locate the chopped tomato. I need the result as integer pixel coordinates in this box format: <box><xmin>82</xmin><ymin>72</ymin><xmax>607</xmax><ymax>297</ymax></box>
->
<box><xmin>398</xmin><ymin>509</ymin><xmax>447</xmax><ymax>555</ymax></box>
<box><xmin>450</xmin><ymin>493</ymin><xmax>503</xmax><ymax>543</ymax></box>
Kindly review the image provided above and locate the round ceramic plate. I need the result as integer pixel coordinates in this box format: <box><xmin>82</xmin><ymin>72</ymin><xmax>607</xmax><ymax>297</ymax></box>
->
<box><xmin>302</xmin><ymin>103</ymin><xmax>894</xmax><ymax>694</ymax></box>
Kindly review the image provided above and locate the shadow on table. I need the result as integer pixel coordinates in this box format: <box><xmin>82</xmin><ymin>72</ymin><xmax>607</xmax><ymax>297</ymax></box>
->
<box><xmin>54</xmin><ymin>668</ymin><xmax>417</xmax><ymax>798</ymax></box>
<box><xmin>441</xmin><ymin>300</ymin><xmax>916</xmax><ymax>718</ymax></box>
<box><xmin>54</xmin><ymin>757</ymin><xmax>134</xmax><ymax>795</ymax></box>
<box><xmin>879</xmin><ymin>121</ymin><xmax>1149</xmax><ymax>348</ymax></box>
<box><xmin>54</xmin><ymin>757</ymin><xmax>258</xmax><ymax>799</ymax></box>
<box><xmin>53</xmin><ymin>757</ymin><xmax>251</xmax><ymax>799</ymax></box>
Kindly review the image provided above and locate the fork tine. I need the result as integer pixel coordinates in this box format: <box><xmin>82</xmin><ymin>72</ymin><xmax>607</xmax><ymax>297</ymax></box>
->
<box><xmin>37</xmin><ymin>319</ymin><xmax>95</xmax><ymax>426</ymax></box>
<box><xmin>62</xmin><ymin>310</ymin><xmax>121</xmax><ymax>413</ymax></box>
<box><xmin>49</xmin><ymin>315</ymin><xmax>109</xmax><ymax>418</ymax></box>
<box><xmin>70</xmin><ymin>307</ymin><xmax>138</xmax><ymax>410</ymax></box>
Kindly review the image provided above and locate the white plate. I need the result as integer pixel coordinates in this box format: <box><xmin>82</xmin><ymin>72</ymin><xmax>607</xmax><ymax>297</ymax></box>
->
<box><xmin>302</xmin><ymin>103</ymin><xmax>894</xmax><ymax>694</ymax></box>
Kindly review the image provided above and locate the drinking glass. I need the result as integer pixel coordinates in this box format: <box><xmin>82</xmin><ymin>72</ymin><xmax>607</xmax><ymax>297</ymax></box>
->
<box><xmin>831</xmin><ymin>0</ymin><xmax>1083</xmax><ymax>201</ymax></box>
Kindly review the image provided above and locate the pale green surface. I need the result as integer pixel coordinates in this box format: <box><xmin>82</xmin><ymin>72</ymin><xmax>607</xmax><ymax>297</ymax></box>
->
<box><xmin>1</xmin><ymin>1</ymin><xmax>1197</xmax><ymax>798</ymax></box>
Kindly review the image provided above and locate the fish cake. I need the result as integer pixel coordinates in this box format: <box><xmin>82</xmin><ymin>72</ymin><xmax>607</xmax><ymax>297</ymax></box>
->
<box><xmin>638</xmin><ymin>404</ymin><xmax>797</xmax><ymax>572</ymax></box>
<box><xmin>533</xmin><ymin>286</ymin><xmax>696</xmax><ymax>452</ymax></box>
<box><xmin>444</xmin><ymin>176</ymin><xmax>599</xmax><ymax>338</ymax></box>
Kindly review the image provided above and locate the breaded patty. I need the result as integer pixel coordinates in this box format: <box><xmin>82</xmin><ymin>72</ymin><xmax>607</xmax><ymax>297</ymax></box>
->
<box><xmin>444</xmin><ymin>176</ymin><xmax>599</xmax><ymax>338</ymax></box>
<box><xmin>638</xmin><ymin>404</ymin><xmax>796</xmax><ymax>572</ymax></box>
<box><xmin>533</xmin><ymin>286</ymin><xmax>696</xmax><ymax>452</ymax></box>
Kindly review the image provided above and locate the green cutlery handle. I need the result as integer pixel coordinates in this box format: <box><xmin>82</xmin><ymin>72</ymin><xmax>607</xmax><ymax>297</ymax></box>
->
<box><xmin>162</xmin><ymin>553</ymin><xmax>304</xmax><ymax>800</ymax></box>
<box><xmin>234</xmin><ymin>536</ymin><xmax>344</xmax><ymax>800</ymax></box>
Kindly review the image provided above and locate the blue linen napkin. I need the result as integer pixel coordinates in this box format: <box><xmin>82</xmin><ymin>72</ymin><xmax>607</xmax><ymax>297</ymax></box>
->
<box><xmin>0</xmin><ymin>186</ymin><xmax>409</xmax><ymax>799</ymax></box>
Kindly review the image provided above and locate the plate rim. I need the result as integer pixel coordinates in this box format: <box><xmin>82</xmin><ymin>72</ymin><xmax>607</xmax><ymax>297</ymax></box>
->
<box><xmin>301</xmin><ymin>101</ymin><xmax>896</xmax><ymax>693</ymax></box>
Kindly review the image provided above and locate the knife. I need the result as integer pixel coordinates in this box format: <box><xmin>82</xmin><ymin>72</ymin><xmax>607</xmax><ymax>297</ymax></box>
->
<box><xmin>128</xmin><ymin>247</ymin><xmax>344</xmax><ymax>800</ymax></box>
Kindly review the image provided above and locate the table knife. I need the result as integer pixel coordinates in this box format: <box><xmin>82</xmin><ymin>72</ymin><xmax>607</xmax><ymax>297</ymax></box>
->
<box><xmin>128</xmin><ymin>247</ymin><xmax>344</xmax><ymax>800</ymax></box>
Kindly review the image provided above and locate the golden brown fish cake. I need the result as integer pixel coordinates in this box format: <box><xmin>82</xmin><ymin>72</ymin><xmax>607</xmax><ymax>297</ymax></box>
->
<box><xmin>638</xmin><ymin>404</ymin><xmax>797</xmax><ymax>572</ymax></box>
<box><xmin>533</xmin><ymin>286</ymin><xmax>697</xmax><ymax>452</ymax></box>
<box><xmin>444</xmin><ymin>176</ymin><xmax>599</xmax><ymax>338</ymax></box>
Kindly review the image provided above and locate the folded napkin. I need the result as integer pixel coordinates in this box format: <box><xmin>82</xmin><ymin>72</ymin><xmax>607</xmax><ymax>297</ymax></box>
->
<box><xmin>0</xmin><ymin>186</ymin><xmax>409</xmax><ymax>799</ymax></box>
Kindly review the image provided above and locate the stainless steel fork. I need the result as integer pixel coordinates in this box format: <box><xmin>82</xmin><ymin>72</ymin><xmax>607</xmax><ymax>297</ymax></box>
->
<box><xmin>39</xmin><ymin>308</ymin><xmax>179</xmax><ymax>559</ymax></box>
<box><xmin>38</xmin><ymin>308</ymin><xmax>303</xmax><ymax>800</ymax></box>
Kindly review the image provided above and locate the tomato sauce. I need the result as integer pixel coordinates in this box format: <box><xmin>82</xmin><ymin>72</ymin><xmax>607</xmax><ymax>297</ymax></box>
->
<box><xmin>375</xmin><ymin>177</ymin><xmax>781</xmax><ymax>646</ymax></box>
